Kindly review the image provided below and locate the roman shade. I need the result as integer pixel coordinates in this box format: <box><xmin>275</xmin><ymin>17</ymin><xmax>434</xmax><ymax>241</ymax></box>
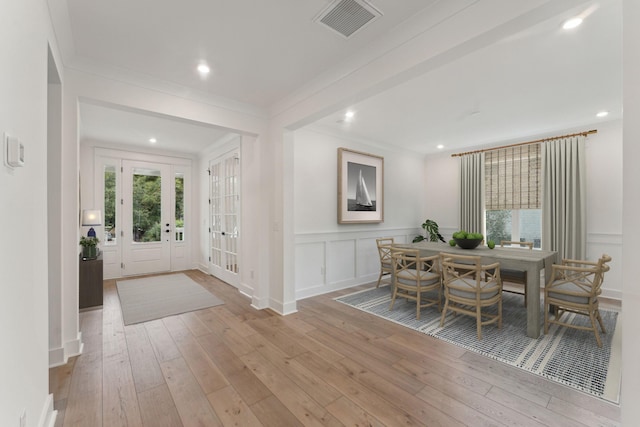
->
<box><xmin>485</xmin><ymin>144</ymin><xmax>541</xmax><ymax>210</ymax></box>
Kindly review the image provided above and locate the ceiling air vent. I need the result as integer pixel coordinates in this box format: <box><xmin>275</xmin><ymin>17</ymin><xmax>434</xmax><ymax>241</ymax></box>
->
<box><xmin>314</xmin><ymin>0</ymin><xmax>383</xmax><ymax>39</ymax></box>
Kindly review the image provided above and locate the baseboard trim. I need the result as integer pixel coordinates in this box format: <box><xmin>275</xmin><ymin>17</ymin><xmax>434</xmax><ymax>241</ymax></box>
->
<box><xmin>64</xmin><ymin>332</ymin><xmax>83</xmax><ymax>360</ymax></box>
<box><xmin>48</xmin><ymin>347</ymin><xmax>65</xmax><ymax>368</ymax></box>
<box><xmin>38</xmin><ymin>394</ymin><xmax>56</xmax><ymax>427</ymax></box>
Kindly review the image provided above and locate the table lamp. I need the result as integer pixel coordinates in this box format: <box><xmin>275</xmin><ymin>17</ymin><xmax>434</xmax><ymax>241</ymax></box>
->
<box><xmin>81</xmin><ymin>209</ymin><xmax>102</xmax><ymax>237</ymax></box>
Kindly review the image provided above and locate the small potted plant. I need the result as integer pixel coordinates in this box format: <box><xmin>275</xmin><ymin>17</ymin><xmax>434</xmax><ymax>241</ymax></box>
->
<box><xmin>79</xmin><ymin>236</ymin><xmax>100</xmax><ymax>259</ymax></box>
<box><xmin>413</xmin><ymin>219</ymin><xmax>446</xmax><ymax>243</ymax></box>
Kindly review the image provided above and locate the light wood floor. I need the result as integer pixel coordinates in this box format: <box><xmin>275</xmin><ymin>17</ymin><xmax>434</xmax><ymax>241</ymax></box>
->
<box><xmin>50</xmin><ymin>270</ymin><xmax>621</xmax><ymax>426</ymax></box>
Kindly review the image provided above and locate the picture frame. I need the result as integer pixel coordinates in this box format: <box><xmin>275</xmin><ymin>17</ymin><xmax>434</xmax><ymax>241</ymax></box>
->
<box><xmin>338</xmin><ymin>147</ymin><xmax>384</xmax><ymax>224</ymax></box>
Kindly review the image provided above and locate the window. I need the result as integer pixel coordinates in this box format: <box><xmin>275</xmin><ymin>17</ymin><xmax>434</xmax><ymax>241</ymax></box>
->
<box><xmin>104</xmin><ymin>165</ymin><xmax>117</xmax><ymax>245</ymax></box>
<box><xmin>485</xmin><ymin>144</ymin><xmax>542</xmax><ymax>248</ymax></box>
<box><xmin>175</xmin><ymin>172</ymin><xmax>185</xmax><ymax>242</ymax></box>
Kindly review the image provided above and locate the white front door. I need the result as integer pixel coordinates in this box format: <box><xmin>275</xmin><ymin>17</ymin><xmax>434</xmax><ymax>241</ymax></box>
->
<box><xmin>122</xmin><ymin>160</ymin><xmax>172</xmax><ymax>276</ymax></box>
<box><xmin>209</xmin><ymin>151</ymin><xmax>240</xmax><ymax>287</ymax></box>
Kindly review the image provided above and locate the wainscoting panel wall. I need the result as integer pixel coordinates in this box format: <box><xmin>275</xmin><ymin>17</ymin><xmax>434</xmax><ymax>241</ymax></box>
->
<box><xmin>294</xmin><ymin>229</ymin><xmax>622</xmax><ymax>302</ymax></box>
<box><xmin>294</xmin><ymin>228</ymin><xmax>418</xmax><ymax>300</ymax></box>
<box><xmin>586</xmin><ymin>232</ymin><xmax>622</xmax><ymax>300</ymax></box>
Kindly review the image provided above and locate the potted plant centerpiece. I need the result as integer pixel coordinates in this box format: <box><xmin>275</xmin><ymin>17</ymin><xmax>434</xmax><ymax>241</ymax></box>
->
<box><xmin>79</xmin><ymin>235</ymin><xmax>100</xmax><ymax>259</ymax></box>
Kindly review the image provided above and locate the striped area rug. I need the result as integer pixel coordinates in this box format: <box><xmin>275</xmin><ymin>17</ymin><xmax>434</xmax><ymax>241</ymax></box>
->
<box><xmin>335</xmin><ymin>286</ymin><xmax>621</xmax><ymax>403</ymax></box>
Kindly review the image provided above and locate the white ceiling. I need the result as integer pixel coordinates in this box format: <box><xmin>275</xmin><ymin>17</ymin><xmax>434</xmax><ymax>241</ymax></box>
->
<box><xmin>314</xmin><ymin>0</ymin><xmax>621</xmax><ymax>154</ymax></box>
<box><xmin>51</xmin><ymin>0</ymin><xmax>622</xmax><ymax>155</ymax></box>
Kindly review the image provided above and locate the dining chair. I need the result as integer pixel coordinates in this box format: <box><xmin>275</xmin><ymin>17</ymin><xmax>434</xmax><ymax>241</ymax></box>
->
<box><xmin>375</xmin><ymin>237</ymin><xmax>395</xmax><ymax>288</ymax></box>
<box><xmin>544</xmin><ymin>254</ymin><xmax>612</xmax><ymax>347</ymax></box>
<box><xmin>389</xmin><ymin>248</ymin><xmax>441</xmax><ymax>320</ymax></box>
<box><xmin>495</xmin><ymin>240</ymin><xmax>533</xmax><ymax>306</ymax></box>
<box><xmin>440</xmin><ymin>252</ymin><xmax>503</xmax><ymax>340</ymax></box>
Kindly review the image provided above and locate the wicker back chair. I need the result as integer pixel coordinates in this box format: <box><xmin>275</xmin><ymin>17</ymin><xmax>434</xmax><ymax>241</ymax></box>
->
<box><xmin>440</xmin><ymin>253</ymin><xmax>503</xmax><ymax>340</ymax></box>
<box><xmin>375</xmin><ymin>237</ymin><xmax>395</xmax><ymax>288</ymax></box>
<box><xmin>544</xmin><ymin>254</ymin><xmax>612</xmax><ymax>347</ymax></box>
<box><xmin>389</xmin><ymin>248</ymin><xmax>441</xmax><ymax>320</ymax></box>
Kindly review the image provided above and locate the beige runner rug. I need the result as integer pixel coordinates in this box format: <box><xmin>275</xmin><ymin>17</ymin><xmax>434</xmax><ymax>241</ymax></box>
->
<box><xmin>116</xmin><ymin>273</ymin><xmax>224</xmax><ymax>325</ymax></box>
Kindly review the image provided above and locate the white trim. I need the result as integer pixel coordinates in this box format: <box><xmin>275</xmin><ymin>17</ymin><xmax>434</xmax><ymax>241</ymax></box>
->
<box><xmin>38</xmin><ymin>394</ymin><xmax>56</xmax><ymax>427</ymax></box>
<box><xmin>268</xmin><ymin>298</ymin><xmax>298</xmax><ymax>315</ymax></box>
<box><xmin>48</xmin><ymin>347</ymin><xmax>65</xmax><ymax>368</ymax></box>
<box><xmin>63</xmin><ymin>332</ymin><xmax>83</xmax><ymax>361</ymax></box>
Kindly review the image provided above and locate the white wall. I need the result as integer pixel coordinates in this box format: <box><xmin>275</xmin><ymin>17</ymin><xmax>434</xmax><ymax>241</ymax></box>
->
<box><xmin>423</xmin><ymin>121</ymin><xmax>624</xmax><ymax>299</ymax></box>
<box><xmin>622</xmin><ymin>0</ymin><xmax>640</xmax><ymax>422</ymax></box>
<box><xmin>293</xmin><ymin>128</ymin><xmax>425</xmax><ymax>299</ymax></box>
<box><xmin>0</xmin><ymin>0</ymin><xmax>57</xmax><ymax>425</ymax></box>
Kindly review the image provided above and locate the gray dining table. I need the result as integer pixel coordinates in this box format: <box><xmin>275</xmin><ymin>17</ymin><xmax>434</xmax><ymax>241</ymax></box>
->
<box><xmin>395</xmin><ymin>241</ymin><xmax>558</xmax><ymax>338</ymax></box>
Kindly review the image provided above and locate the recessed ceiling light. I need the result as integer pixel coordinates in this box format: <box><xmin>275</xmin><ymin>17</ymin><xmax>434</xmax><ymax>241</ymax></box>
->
<box><xmin>345</xmin><ymin>111</ymin><xmax>355</xmax><ymax>119</ymax></box>
<box><xmin>197</xmin><ymin>63</ymin><xmax>210</xmax><ymax>74</ymax></box>
<box><xmin>562</xmin><ymin>17</ymin><xmax>583</xmax><ymax>30</ymax></box>
<box><xmin>437</xmin><ymin>144</ymin><xmax>444</xmax><ymax>150</ymax></box>
<box><xmin>596</xmin><ymin>111</ymin><xmax>609</xmax><ymax>118</ymax></box>
<box><xmin>149</xmin><ymin>138</ymin><xmax>157</xmax><ymax>144</ymax></box>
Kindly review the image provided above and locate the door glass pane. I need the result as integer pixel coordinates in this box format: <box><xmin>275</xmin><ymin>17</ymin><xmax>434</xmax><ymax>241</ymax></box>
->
<box><xmin>132</xmin><ymin>167</ymin><xmax>161</xmax><ymax>243</ymax></box>
<box><xmin>175</xmin><ymin>173</ymin><xmax>185</xmax><ymax>242</ymax></box>
<box><xmin>104</xmin><ymin>165</ymin><xmax>117</xmax><ymax>245</ymax></box>
<box><xmin>486</xmin><ymin>209</ymin><xmax>512</xmax><ymax>243</ymax></box>
<box><xmin>210</xmin><ymin>163</ymin><xmax>222</xmax><ymax>267</ymax></box>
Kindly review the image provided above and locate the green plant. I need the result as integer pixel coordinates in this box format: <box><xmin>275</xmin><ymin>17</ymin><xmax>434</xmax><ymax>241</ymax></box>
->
<box><xmin>412</xmin><ymin>219</ymin><xmax>446</xmax><ymax>243</ymax></box>
<box><xmin>79</xmin><ymin>236</ymin><xmax>100</xmax><ymax>247</ymax></box>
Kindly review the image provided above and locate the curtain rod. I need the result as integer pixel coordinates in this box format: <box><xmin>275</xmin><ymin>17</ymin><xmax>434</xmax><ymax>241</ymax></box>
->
<box><xmin>451</xmin><ymin>129</ymin><xmax>598</xmax><ymax>157</ymax></box>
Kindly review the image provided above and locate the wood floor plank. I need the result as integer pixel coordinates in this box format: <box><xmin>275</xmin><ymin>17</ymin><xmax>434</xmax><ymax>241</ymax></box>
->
<box><xmin>210</xmin><ymin>305</ymin><xmax>257</xmax><ymax>338</ymax></box>
<box><xmin>102</xmin><ymin>357</ymin><xmax>144</xmax><ymax>427</ymax></box>
<box><xmin>159</xmin><ymin>356</ymin><xmax>222</xmax><ymax>427</ymax></box>
<box><xmin>324</xmin><ymin>396</ymin><xmax>387</xmax><ymax>427</ymax></box>
<box><xmin>144</xmin><ymin>319</ymin><xmax>181</xmax><ymax>363</ymax></box>
<box><xmin>137</xmin><ymin>384</ymin><xmax>183</xmax><ymax>427</ymax></box>
<box><xmin>178</xmin><ymin>311</ymin><xmax>212</xmax><ymax>337</ymax></box>
<box><xmin>197</xmin><ymin>331</ymin><xmax>273</xmax><ymax>405</ymax></box>
<box><xmin>206</xmin><ymin>385</ymin><xmax>263</xmax><ymax>426</ymax></box>
<box><xmin>240</xmin><ymin>350</ymin><xmax>343</xmax><ymax>427</ymax></box>
<box><xmin>334</xmin><ymin>356</ymin><xmax>467</xmax><ymax>427</ymax></box>
<box><xmin>486</xmin><ymin>386</ymin><xmax>586</xmax><ymax>427</ymax></box>
<box><xmin>165</xmin><ymin>320</ymin><xmax>230</xmax><ymax>394</ymax></box>
<box><xmin>62</xmin><ymin>350</ymin><xmax>103</xmax><ymax>427</ymax></box>
<box><xmin>124</xmin><ymin>324</ymin><xmax>165</xmax><ymax>393</ymax></box>
<box><xmin>249</xmin><ymin>395</ymin><xmax>303</xmax><ymax>427</ymax></box>
<box><xmin>546</xmin><ymin>396</ymin><xmax>621</xmax><ymax>427</ymax></box>
<box><xmin>395</xmin><ymin>356</ymin><xmax>493</xmax><ymax>395</ymax></box>
<box><xmin>52</xmin><ymin>270</ymin><xmax>621</xmax><ymax>427</ymax></box>
<box><xmin>295</xmin><ymin>351</ymin><xmax>424</xmax><ymax>427</ymax></box>
<box><xmin>102</xmin><ymin>282</ymin><xmax>129</xmax><ymax>363</ymax></box>
<box><xmin>250</xmin><ymin>333</ymin><xmax>342</xmax><ymax>407</ymax></box>
<box><xmin>251</xmin><ymin>316</ymin><xmax>344</xmax><ymax>363</ymax></box>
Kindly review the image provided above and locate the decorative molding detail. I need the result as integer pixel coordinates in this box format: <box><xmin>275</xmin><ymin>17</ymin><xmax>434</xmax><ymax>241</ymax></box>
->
<box><xmin>586</xmin><ymin>232</ymin><xmax>622</xmax><ymax>245</ymax></box>
<box><xmin>294</xmin><ymin>227</ymin><xmax>417</xmax><ymax>300</ymax></box>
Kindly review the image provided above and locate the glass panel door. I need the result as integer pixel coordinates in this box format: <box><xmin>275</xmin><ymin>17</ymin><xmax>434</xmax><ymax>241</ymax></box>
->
<box><xmin>122</xmin><ymin>160</ymin><xmax>171</xmax><ymax>276</ymax></box>
<box><xmin>209</xmin><ymin>151</ymin><xmax>240</xmax><ymax>287</ymax></box>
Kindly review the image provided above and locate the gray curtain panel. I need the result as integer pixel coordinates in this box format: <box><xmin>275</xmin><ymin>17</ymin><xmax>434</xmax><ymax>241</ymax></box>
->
<box><xmin>459</xmin><ymin>152</ymin><xmax>485</xmax><ymax>234</ymax></box>
<box><xmin>542</xmin><ymin>135</ymin><xmax>586</xmax><ymax>260</ymax></box>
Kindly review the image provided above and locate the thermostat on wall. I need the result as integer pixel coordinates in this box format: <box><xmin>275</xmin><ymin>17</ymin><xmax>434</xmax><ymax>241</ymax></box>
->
<box><xmin>4</xmin><ymin>133</ymin><xmax>24</xmax><ymax>168</ymax></box>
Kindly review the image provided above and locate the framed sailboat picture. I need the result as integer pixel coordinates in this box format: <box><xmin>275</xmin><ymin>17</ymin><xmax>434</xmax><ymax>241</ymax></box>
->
<box><xmin>338</xmin><ymin>148</ymin><xmax>384</xmax><ymax>224</ymax></box>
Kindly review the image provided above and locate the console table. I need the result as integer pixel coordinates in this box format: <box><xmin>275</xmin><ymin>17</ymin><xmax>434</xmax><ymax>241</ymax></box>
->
<box><xmin>79</xmin><ymin>253</ymin><xmax>103</xmax><ymax>309</ymax></box>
